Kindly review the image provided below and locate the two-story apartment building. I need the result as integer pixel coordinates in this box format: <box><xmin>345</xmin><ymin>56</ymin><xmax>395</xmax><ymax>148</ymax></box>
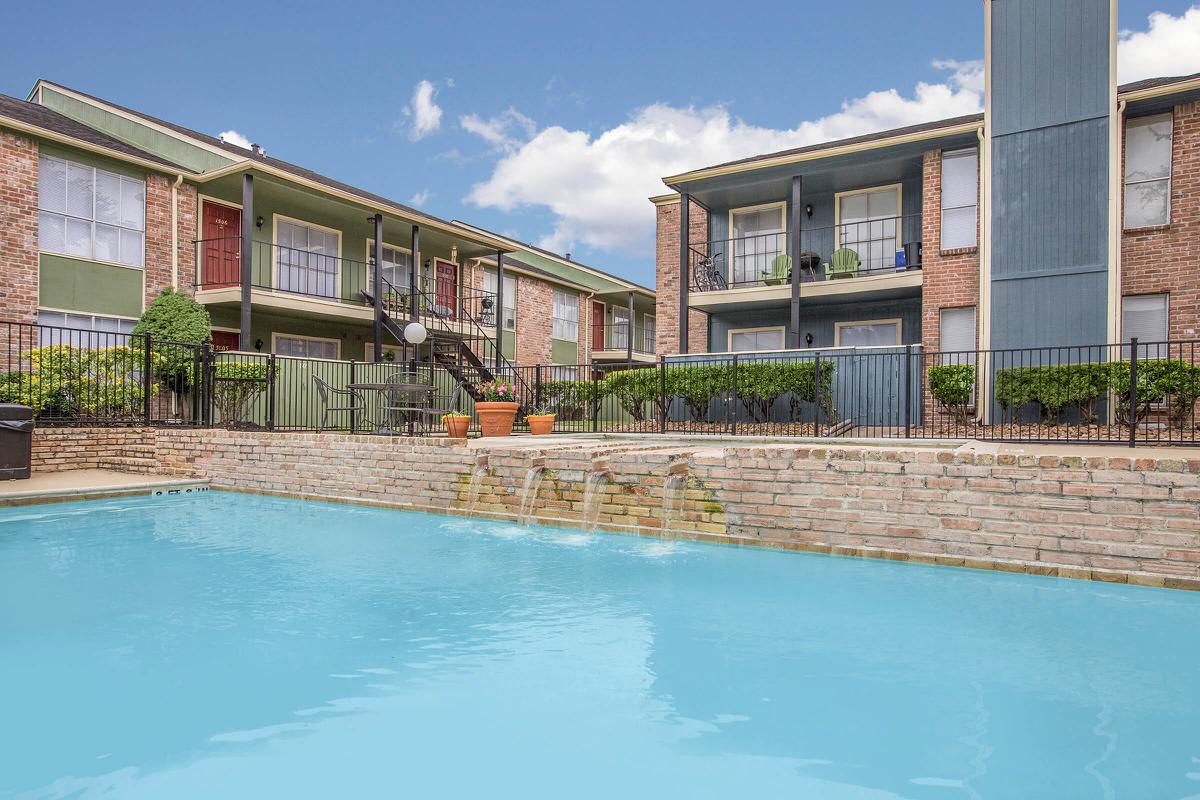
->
<box><xmin>0</xmin><ymin>80</ymin><xmax>651</xmax><ymax>379</ymax></box>
<box><xmin>655</xmin><ymin>0</ymin><xmax>1200</xmax><ymax>367</ymax></box>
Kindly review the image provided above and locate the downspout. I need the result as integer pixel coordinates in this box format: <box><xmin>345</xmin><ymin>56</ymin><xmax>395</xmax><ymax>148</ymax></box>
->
<box><xmin>975</xmin><ymin>124</ymin><xmax>991</xmax><ymax>423</ymax></box>
<box><xmin>171</xmin><ymin>174</ymin><xmax>183</xmax><ymax>290</ymax></box>
<box><xmin>1109</xmin><ymin>99</ymin><xmax>1126</xmax><ymax>347</ymax></box>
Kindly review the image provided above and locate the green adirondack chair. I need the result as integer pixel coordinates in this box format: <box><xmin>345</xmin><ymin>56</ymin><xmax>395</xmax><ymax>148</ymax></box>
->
<box><xmin>824</xmin><ymin>248</ymin><xmax>860</xmax><ymax>279</ymax></box>
<box><xmin>763</xmin><ymin>254</ymin><xmax>792</xmax><ymax>286</ymax></box>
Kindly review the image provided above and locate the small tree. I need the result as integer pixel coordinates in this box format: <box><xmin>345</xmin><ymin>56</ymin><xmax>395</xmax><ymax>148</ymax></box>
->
<box><xmin>133</xmin><ymin>289</ymin><xmax>212</xmax><ymax>419</ymax></box>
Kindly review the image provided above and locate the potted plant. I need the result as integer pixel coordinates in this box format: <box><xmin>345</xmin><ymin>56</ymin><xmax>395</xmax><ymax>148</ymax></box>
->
<box><xmin>525</xmin><ymin>405</ymin><xmax>556</xmax><ymax>436</ymax></box>
<box><xmin>475</xmin><ymin>381</ymin><xmax>520</xmax><ymax>437</ymax></box>
<box><xmin>442</xmin><ymin>411</ymin><xmax>470</xmax><ymax>439</ymax></box>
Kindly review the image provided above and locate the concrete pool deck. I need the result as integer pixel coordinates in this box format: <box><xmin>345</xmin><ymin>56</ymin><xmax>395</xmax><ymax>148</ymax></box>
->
<box><xmin>0</xmin><ymin>469</ymin><xmax>210</xmax><ymax>506</ymax></box>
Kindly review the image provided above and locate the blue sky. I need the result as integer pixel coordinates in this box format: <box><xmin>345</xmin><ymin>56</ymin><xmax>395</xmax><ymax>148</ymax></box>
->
<box><xmin>2</xmin><ymin>0</ymin><xmax>1199</xmax><ymax>286</ymax></box>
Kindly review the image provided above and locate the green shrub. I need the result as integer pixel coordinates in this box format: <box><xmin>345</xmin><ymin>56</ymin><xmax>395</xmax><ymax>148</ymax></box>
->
<box><xmin>735</xmin><ymin>362</ymin><xmax>792</xmax><ymax>422</ymax></box>
<box><xmin>669</xmin><ymin>363</ymin><xmax>732</xmax><ymax>421</ymax></box>
<box><xmin>928</xmin><ymin>364</ymin><xmax>975</xmax><ymax>424</ymax></box>
<box><xmin>212</xmin><ymin>361</ymin><xmax>269</xmax><ymax>427</ymax></box>
<box><xmin>1109</xmin><ymin>358</ymin><xmax>1200</xmax><ymax>429</ymax></box>
<box><xmin>2</xmin><ymin>345</ymin><xmax>154</xmax><ymax>419</ymax></box>
<box><xmin>601</xmin><ymin>368</ymin><xmax>658</xmax><ymax>422</ymax></box>
<box><xmin>541</xmin><ymin>378</ymin><xmax>596</xmax><ymax>421</ymax></box>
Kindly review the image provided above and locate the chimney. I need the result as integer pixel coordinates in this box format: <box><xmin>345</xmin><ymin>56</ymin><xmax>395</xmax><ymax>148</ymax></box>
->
<box><xmin>251</xmin><ymin>143</ymin><xmax>264</xmax><ymax>157</ymax></box>
<box><xmin>565</xmin><ymin>253</ymin><xmax>571</xmax><ymax>261</ymax></box>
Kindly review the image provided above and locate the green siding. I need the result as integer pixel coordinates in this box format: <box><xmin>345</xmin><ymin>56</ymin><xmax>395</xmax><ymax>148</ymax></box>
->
<box><xmin>39</xmin><ymin>255</ymin><xmax>142</xmax><ymax>317</ymax></box>
<box><xmin>551</xmin><ymin>338</ymin><xmax>578</xmax><ymax>365</ymax></box>
<box><xmin>38</xmin><ymin>142</ymin><xmax>147</xmax><ymax>180</ymax></box>
<box><xmin>39</xmin><ymin>87</ymin><xmax>235</xmax><ymax>174</ymax></box>
<box><xmin>499</xmin><ymin>330</ymin><xmax>515</xmax><ymax>361</ymax></box>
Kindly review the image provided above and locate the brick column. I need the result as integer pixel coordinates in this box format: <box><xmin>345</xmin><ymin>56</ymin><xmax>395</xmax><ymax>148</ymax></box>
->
<box><xmin>515</xmin><ymin>276</ymin><xmax>553</xmax><ymax>366</ymax></box>
<box><xmin>0</xmin><ymin>131</ymin><xmax>40</xmax><ymax>323</ymax></box>
<box><xmin>654</xmin><ymin>197</ymin><xmax>709</xmax><ymax>354</ymax></box>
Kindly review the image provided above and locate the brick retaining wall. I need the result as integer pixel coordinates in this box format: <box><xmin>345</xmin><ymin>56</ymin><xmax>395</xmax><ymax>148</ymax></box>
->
<box><xmin>27</xmin><ymin>428</ymin><xmax>1200</xmax><ymax>589</ymax></box>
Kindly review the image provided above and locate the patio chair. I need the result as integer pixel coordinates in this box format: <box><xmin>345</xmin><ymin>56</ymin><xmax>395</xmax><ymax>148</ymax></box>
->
<box><xmin>824</xmin><ymin>248</ymin><xmax>861</xmax><ymax>280</ymax></box>
<box><xmin>313</xmin><ymin>375</ymin><xmax>366</xmax><ymax>433</ymax></box>
<box><xmin>381</xmin><ymin>370</ymin><xmax>451</xmax><ymax>434</ymax></box>
<box><xmin>762</xmin><ymin>254</ymin><xmax>791</xmax><ymax>286</ymax></box>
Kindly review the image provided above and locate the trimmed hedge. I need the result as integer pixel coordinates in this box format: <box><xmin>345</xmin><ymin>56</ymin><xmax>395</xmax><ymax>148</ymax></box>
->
<box><xmin>0</xmin><ymin>344</ymin><xmax>155</xmax><ymax>418</ymax></box>
<box><xmin>211</xmin><ymin>361</ymin><xmax>269</xmax><ymax>427</ymax></box>
<box><xmin>928</xmin><ymin>364</ymin><xmax>975</xmax><ymax>424</ymax></box>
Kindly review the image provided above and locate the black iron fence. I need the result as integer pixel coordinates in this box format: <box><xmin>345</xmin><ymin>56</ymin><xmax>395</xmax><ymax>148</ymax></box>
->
<box><xmin>3</xmin><ymin>318</ymin><xmax>1197</xmax><ymax>446</ymax></box>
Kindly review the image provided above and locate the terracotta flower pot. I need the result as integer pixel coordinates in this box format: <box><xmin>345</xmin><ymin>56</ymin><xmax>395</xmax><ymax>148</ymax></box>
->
<box><xmin>526</xmin><ymin>414</ymin><xmax>556</xmax><ymax>436</ymax></box>
<box><xmin>444</xmin><ymin>416</ymin><xmax>470</xmax><ymax>439</ymax></box>
<box><xmin>476</xmin><ymin>401</ymin><xmax>519</xmax><ymax>437</ymax></box>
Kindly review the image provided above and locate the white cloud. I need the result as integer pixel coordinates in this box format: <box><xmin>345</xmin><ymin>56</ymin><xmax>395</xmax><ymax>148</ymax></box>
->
<box><xmin>410</xmin><ymin>189</ymin><xmax>432</xmax><ymax>207</ymax></box>
<box><xmin>400</xmin><ymin>80</ymin><xmax>444</xmax><ymax>141</ymax></box>
<box><xmin>466</xmin><ymin>60</ymin><xmax>983</xmax><ymax>255</ymax></box>
<box><xmin>217</xmin><ymin>130</ymin><xmax>252</xmax><ymax>149</ymax></box>
<box><xmin>460</xmin><ymin>108</ymin><xmax>537</xmax><ymax>152</ymax></box>
<box><xmin>1118</xmin><ymin>6</ymin><xmax>1200</xmax><ymax>84</ymax></box>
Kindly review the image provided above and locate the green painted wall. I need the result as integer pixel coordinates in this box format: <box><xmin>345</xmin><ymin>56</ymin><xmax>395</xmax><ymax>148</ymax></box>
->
<box><xmin>499</xmin><ymin>330</ymin><xmax>515</xmax><ymax>360</ymax></box>
<box><xmin>39</xmin><ymin>87</ymin><xmax>235</xmax><ymax>174</ymax></box>
<box><xmin>39</xmin><ymin>255</ymin><xmax>143</xmax><ymax>317</ymax></box>
<box><xmin>551</xmin><ymin>338</ymin><xmax>578</xmax><ymax>365</ymax></box>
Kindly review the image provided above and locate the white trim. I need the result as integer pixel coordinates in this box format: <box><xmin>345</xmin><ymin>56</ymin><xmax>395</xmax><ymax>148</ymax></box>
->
<box><xmin>978</xmin><ymin>2</ymin><xmax>994</xmax><ymax>423</ymax></box>
<box><xmin>271</xmin><ymin>213</ymin><xmax>343</xmax><ymax>295</ymax></box>
<box><xmin>37</xmin><ymin>306</ymin><xmax>139</xmax><ymax>322</ymax></box>
<box><xmin>271</xmin><ymin>332</ymin><xmax>341</xmax><ymax>359</ymax></box>
<box><xmin>727</xmin><ymin>325</ymin><xmax>786</xmax><ymax>352</ymax></box>
<box><xmin>833</xmin><ymin>318</ymin><xmax>902</xmax><ymax>347</ymax></box>
<box><xmin>1107</xmin><ymin>0</ymin><xmax>1121</xmax><ymax>351</ymax></box>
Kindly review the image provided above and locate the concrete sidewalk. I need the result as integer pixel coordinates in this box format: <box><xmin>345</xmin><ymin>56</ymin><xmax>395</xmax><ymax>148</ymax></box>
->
<box><xmin>0</xmin><ymin>469</ymin><xmax>209</xmax><ymax>506</ymax></box>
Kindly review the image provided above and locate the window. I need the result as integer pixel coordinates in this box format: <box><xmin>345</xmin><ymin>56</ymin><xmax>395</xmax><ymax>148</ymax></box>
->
<box><xmin>1122</xmin><ymin>294</ymin><xmax>1168</xmax><ymax>358</ymax></box>
<box><xmin>837</xmin><ymin>186</ymin><xmax>900</xmax><ymax>272</ymax></box>
<box><xmin>939</xmin><ymin>307</ymin><xmax>976</xmax><ymax>364</ymax></box>
<box><xmin>37</xmin><ymin>309</ymin><xmax>137</xmax><ymax>348</ymax></box>
<box><xmin>729</xmin><ymin>204</ymin><xmax>785</xmax><ymax>286</ymax></box>
<box><xmin>276</xmin><ymin>218</ymin><xmax>339</xmax><ymax>298</ymax></box>
<box><xmin>482</xmin><ymin>270</ymin><xmax>517</xmax><ymax>331</ymax></box>
<box><xmin>273</xmin><ymin>334</ymin><xmax>339</xmax><ymax>360</ymax></box>
<box><xmin>643</xmin><ymin>315</ymin><xmax>656</xmax><ymax>352</ymax></box>
<box><xmin>611</xmin><ymin>306</ymin><xmax>630</xmax><ymax>349</ymax></box>
<box><xmin>38</xmin><ymin>155</ymin><xmax>145</xmax><ymax>267</ymax></box>
<box><xmin>941</xmin><ymin>149</ymin><xmax>978</xmax><ymax>250</ymax></box>
<box><xmin>834</xmin><ymin>319</ymin><xmax>901</xmax><ymax>347</ymax></box>
<box><xmin>1124</xmin><ymin>113</ymin><xmax>1172</xmax><ymax>229</ymax></box>
<box><xmin>728</xmin><ymin>327</ymin><xmax>785</xmax><ymax>352</ymax></box>
<box><xmin>552</xmin><ymin>289</ymin><xmax>579</xmax><ymax>341</ymax></box>
<box><xmin>369</xmin><ymin>242</ymin><xmax>413</xmax><ymax>292</ymax></box>
<box><xmin>364</xmin><ymin>342</ymin><xmax>406</xmax><ymax>362</ymax></box>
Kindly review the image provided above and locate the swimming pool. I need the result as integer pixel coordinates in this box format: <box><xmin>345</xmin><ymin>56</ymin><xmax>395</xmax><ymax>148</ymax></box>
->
<box><xmin>1</xmin><ymin>492</ymin><xmax>1197</xmax><ymax>799</ymax></box>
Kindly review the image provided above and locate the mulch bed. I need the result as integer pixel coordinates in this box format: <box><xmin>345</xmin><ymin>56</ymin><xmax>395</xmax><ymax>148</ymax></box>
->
<box><xmin>911</xmin><ymin>422</ymin><xmax>1199</xmax><ymax>443</ymax></box>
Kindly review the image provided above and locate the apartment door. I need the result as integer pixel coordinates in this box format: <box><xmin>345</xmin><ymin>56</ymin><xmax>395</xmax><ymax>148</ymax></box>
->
<box><xmin>434</xmin><ymin>259</ymin><xmax>458</xmax><ymax>319</ymax></box>
<box><xmin>591</xmin><ymin>301</ymin><xmax>605</xmax><ymax>350</ymax></box>
<box><xmin>211</xmin><ymin>330</ymin><xmax>240</xmax><ymax>352</ymax></box>
<box><xmin>201</xmin><ymin>202</ymin><xmax>241</xmax><ymax>288</ymax></box>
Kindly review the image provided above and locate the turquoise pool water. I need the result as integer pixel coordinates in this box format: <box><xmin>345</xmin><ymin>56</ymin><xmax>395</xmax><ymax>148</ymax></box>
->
<box><xmin>1</xmin><ymin>493</ymin><xmax>1198</xmax><ymax>799</ymax></box>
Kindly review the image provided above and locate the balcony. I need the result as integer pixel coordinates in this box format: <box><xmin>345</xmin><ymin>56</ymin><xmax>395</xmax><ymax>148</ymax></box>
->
<box><xmin>593</xmin><ymin>320</ymin><xmax>655</xmax><ymax>362</ymax></box>
<box><xmin>687</xmin><ymin>214</ymin><xmax>924</xmax><ymax>310</ymax></box>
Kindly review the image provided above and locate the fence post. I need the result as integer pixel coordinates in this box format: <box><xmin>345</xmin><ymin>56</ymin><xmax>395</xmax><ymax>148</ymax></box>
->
<box><xmin>535</xmin><ymin>364</ymin><xmax>543</xmax><ymax>409</ymax></box>
<box><xmin>267</xmin><ymin>354</ymin><xmax>277</xmax><ymax>431</ymax></box>
<box><xmin>904</xmin><ymin>344</ymin><xmax>913</xmax><ymax>439</ymax></box>
<box><xmin>730</xmin><ymin>354</ymin><xmax>738</xmax><ymax>436</ymax></box>
<box><xmin>349</xmin><ymin>359</ymin><xmax>358</xmax><ymax>435</ymax></box>
<box><xmin>591</xmin><ymin>367</ymin><xmax>599</xmax><ymax>433</ymax></box>
<box><xmin>191</xmin><ymin>344</ymin><xmax>202</xmax><ymax>425</ymax></box>
<box><xmin>143</xmin><ymin>334</ymin><xmax>153</xmax><ymax>426</ymax></box>
<box><xmin>1128</xmin><ymin>337</ymin><xmax>1138</xmax><ymax>448</ymax></box>
<box><xmin>814</xmin><ymin>352</ymin><xmax>822</xmax><ymax>435</ymax></box>
<box><xmin>659</xmin><ymin>356</ymin><xmax>668</xmax><ymax>434</ymax></box>
<box><xmin>201</xmin><ymin>344</ymin><xmax>213</xmax><ymax>427</ymax></box>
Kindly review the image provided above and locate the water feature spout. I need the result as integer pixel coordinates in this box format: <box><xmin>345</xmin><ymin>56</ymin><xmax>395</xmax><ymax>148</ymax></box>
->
<box><xmin>581</xmin><ymin>470</ymin><xmax>609</xmax><ymax>533</ymax></box>
<box><xmin>517</xmin><ymin>460</ymin><xmax>546</xmax><ymax>525</ymax></box>
<box><xmin>463</xmin><ymin>456</ymin><xmax>490</xmax><ymax>514</ymax></box>
<box><xmin>661</xmin><ymin>462</ymin><xmax>688</xmax><ymax>533</ymax></box>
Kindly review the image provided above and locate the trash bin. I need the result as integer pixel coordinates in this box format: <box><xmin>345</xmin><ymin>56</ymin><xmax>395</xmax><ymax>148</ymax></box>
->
<box><xmin>0</xmin><ymin>403</ymin><xmax>34</xmax><ymax>480</ymax></box>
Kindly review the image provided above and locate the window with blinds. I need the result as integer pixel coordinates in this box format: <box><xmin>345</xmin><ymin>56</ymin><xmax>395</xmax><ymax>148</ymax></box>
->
<box><xmin>1122</xmin><ymin>294</ymin><xmax>1168</xmax><ymax>358</ymax></box>
<box><xmin>939</xmin><ymin>306</ymin><xmax>977</xmax><ymax>364</ymax></box>
<box><xmin>482</xmin><ymin>271</ymin><xmax>517</xmax><ymax>330</ymax></box>
<box><xmin>1124</xmin><ymin>114</ymin><xmax>1172</xmax><ymax>229</ymax></box>
<box><xmin>940</xmin><ymin>149</ymin><xmax>978</xmax><ymax>250</ymax></box>
<box><xmin>38</xmin><ymin>155</ymin><xmax>145</xmax><ymax>267</ymax></box>
<box><xmin>552</xmin><ymin>289</ymin><xmax>579</xmax><ymax>341</ymax></box>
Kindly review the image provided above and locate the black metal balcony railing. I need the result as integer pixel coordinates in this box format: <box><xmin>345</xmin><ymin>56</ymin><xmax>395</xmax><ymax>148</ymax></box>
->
<box><xmin>690</xmin><ymin>214</ymin><xmax>924</xmax><ymax>292</ymax></box>
<box><xmin>596</xmin><ymin>321</ymin><xmax>654</xmax><ymax>355</ymax></box>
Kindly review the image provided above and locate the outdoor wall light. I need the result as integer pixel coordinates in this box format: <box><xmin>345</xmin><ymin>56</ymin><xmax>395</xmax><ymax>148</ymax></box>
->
<box><xmin>255</xmin><ymin>216</ymin><xmax>264</xmax><ymax>229</ymax></box>
<box><xmin>254</xmin><ymin>338</ymin><xmax>264</xmax><ymax>351</ymax></box>
<box><xmin>805</xmin><ymin>332</ymin><xmax>814</xmax><ymax>347</ymax></box>
<box><xmin>805</xmin><ymin>204</ymin><xmax>813</xmax><ymax>218</ymax></box>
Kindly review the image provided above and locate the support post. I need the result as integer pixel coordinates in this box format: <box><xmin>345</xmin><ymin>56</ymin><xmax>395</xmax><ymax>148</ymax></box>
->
<box><xmin>1128</xmin><ymin>337</ymin><xmax>1138</xmax><ymax>448</ymax></box>
<box><xmin>143</xmin><ymin>333</ymin><xmax>152</xmax><ymax>425</ymax></box>
<box><xmin>814</xmin><ymin>352</ymin><xmax>822</xmax><ymax>435</ymax></box>
<box><xmin>730</xmin><ymin>353</ymin><xmax>738</xmax><ymax>436</ymax></box>
<box><xmin>495</xmin><ymin>250</ymin><xmax>505</xmax><ymax>366</ymax></box>
<box><xmin>659</xmin><ymin>356</ymin><xmax>668</xmax><ymax>434</ymax></box>
<box><xmin>409</xmin><ymin>225</ymin><xmax>420</xmax><ymax>324</ymax></box>
<box><xmin>626</xmin><ymin>290</ymin><xmax>634</xmax><ymax>369</ymax></box>
<box><xmin>789</xmin><ymin>175</ymin><xmax>803</xmax><ymax>348</ymax></box>
<box><xmin>266</xmin><ymin>354</ymin><xmax>277</xmax><ymax>431</ymax></box>
<box><xmin>239</xmin><ymin>173</ymin><xmax>254</xmax><ymax>352</ymax></box>
<box><xmin>349</xmin><ymin>359</ymin><xmax>358</xmax><ymax>435</ymax></box>
<box><xmin>678</xmin><ymin>193</ymin><xmax>690</xmax><ymax>355</ymax></box>
<box><xmin>904</xmin><ymin>344</ymin><xmax>913</xmax><ymax>438</ymax></box>
<box><xmin>372</xmin><ymin>213</ymin><xmax>383</xmax><ymax>362</ymax></box>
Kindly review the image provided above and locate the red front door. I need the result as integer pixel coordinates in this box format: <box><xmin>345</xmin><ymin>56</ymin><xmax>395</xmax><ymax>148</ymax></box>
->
<box><xmin>592</xmin><ymin>301</ymin><xmax>605</xmax><ymax>350</ymax></box>
<box><xmin>211</xmin><ymin>330</ymin><xmax>240</xmax><ymax>353</ymax></box>
<box><xmin>201</xmin><ymin>201</ymin><xmax>241</xmax><ymax>288</ymax></box>
<box><xmin>435</xmin><ymin>260</ymin><xmax>458</xmax><ymax>319</ymax></box>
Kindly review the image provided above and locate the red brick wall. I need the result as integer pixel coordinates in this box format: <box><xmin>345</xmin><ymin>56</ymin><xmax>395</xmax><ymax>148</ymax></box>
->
<box><xmin>515</xmin><ymin>276</ymin><xmax>553</xmax><ymax>365</ymax></box>
<box><xmin>0</xmin><ymin>130</ymin><xmax>39</xmax><ymax>323</ymax></box>
<box><xmin>1121</xmin><ymin>101</ymin><xmax>1200</xmax><ymax>340</ymax></box>
<box><xmin>919</xmin><ymin>148</ymin><xmax>981</xmax><ymax>351</ymax></box>
<box><xmin>654</xmin><ymin>198</ymin><xmax>709</xmax><ymax>354</ymax></box>
<box><xmin>577</xmin><ymin>292</ymin><xmax>592</xmax><ymax>365</ymax></box>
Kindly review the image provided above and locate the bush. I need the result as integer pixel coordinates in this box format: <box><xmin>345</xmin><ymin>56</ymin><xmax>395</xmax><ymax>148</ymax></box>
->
<box><xmin>928</xmin><ymin>364</ymin><xmax>975</xmax><ymax>424</ymax></box>
<box><xmin>134</xmin><ymin>289</ymin><xmax>212</xmax><ymax>417</ymax></box>
<box><xmin>0</xmin><ymin>345</ymin><xmax>153</xmax><ymax>419</ymax></box>
<box><xmin>670</xmin><ymin>363</ymin><xmax>732</xmax><ymax>421</ymax></box>
<box><xmin>601</xmin><ymin>368</ymin><xmax>659</xmax><ymax>422</ymax></box>
<box><xmin>212</xmin><ymin>361</ymin><xmax>268</xmax><ymax>427</ymax></box>
<box><xmin>1109</xmin><ymin>358</ymin><xmax>1200</xmax><ymax>429</ymax></box>
<box><xmin>541</xmin><ymin>378</ymin><xmax>596</xmax><ymax>421</ymax></box>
